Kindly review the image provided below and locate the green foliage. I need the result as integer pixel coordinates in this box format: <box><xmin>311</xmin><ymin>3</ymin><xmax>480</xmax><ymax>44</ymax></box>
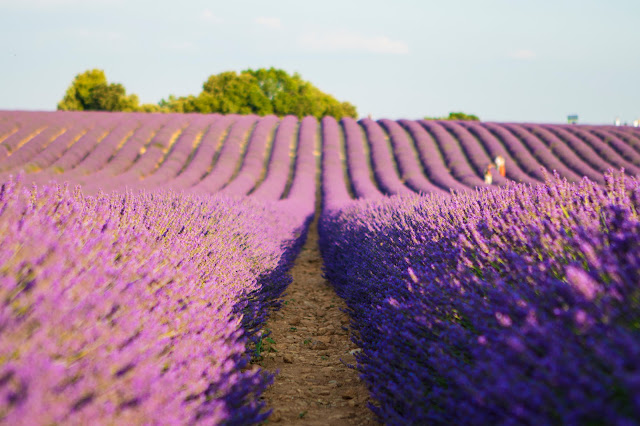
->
<box><xmin>88</xmin><ymin>83</ymin><xmax>139</xmax><ymax>112</ymax></box>
<box><xmin>157</xmin><ymin>95</ymin><xmax>195</xmax><ymax>113</ymax></box>
<box><xmin>253</xmin><ymin>332</ymin><xmax>276</xmax><ymax>359</ymax></box>
<box><xmin>138</xmin><ymin>103</ymin><xmax>166</xmax><ymax>113</ymax></box>
<box><xmin>200</xmin><ymin>71</ymin><xmax>272</xmax><ymax>115</ymax></box>
<box><xmin>57</xmin><ymin>69</ymin><xmax>139</xmax><ymax>112</ymax></box>
<box><xmin>447</xmin><ymin>112</ymin><xmax>479</xmax><ymax>121</ymax></box>
<box><xmin>58</xmin><ymin>67</ymin><xmax>357</xmax><ymax>119</ymax></box>
<box><xmin>424</xmin><ymin>112</ymin><xmax>480</xmax><ymax>121</ymax></box>
<box><xmin>58</xmin><ymin>69</ymin><xmax>106</xmax><ymax>111</ymax></box>
<box><xmin>161</xmin><ymin>67</ymin><xmax>357</xmax><ymax>119</ymax></box>
<box><xmin>245</xmin><ymin>67</ymin><xmax>357</xmax><ymax>119</ymax></box>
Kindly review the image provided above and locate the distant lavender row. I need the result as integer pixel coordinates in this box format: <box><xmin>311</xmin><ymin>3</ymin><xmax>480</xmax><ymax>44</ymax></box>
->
<box><xmin>319</xmin><ymin>172</ymin><xmax>640</xmax><ymax>424</ymax></box>
<box><xmin>0</xmin><ymin>175</ymin><xmax>311</xmax><ymax>424</ymax></box>
<box><xmin>341</xmin><ymin>117</ymin><xmax>384</xmax><ymax>200</ymax></box>
<box><xmin>379</xmin><ymin>119</ymin><xmax>448</xmax><ymax>195</ymax></box>
<box><xmin>3</xmin><ymin>111</ymin><xmax>640</xmax><ymax>197</ymax></box>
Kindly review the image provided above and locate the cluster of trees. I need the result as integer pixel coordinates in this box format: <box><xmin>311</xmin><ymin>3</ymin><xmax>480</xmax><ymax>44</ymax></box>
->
<box><xmin>57</xmin><ymin>70</ymin><xmax>141</xmax><ymax>112</ymax></box>
<box><xmin>58</xmin><ymin>68</ymin><xmax>357</xmax><ymax>119</ymax></box>
<box><xmin>424</xmin><ymin>112</ymin><xmax>480</xmax><ymax>121</ymax></box>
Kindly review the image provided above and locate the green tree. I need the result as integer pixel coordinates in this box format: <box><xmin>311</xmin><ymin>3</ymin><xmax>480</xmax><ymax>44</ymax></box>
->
<box><xmin>447</xmin><ymin>112</ymin><xmax>479</xmax><ymax>121</ymax></box>
<box><xmin>58</xmin><ymin>69</ymin><xmax>139</xmax><ymax>112</ymax></box>
<box><xmin>87</xmin><ymin>82</ymin><xmax>139</xmax><ymax>112</ymax></box>
<box><xmin>245</xmin><ymin>67</ymin><xmax>356</xmax><ymax>118</ymax></box>
<box><xmin>138</xmin><ymin>103</ymin><xmax>166</xmax><ymax>113</ymax></box>
<box><xmin>59</xmin><ymin>67</ymin><xmax>358</xmax><ymax>119</ymax></box>
<box><xmin>162</xmin><ymin>68</ymin><xmax>357</xmax><ymax>119</ymax></box>
<box><xmin>201</xmin><ymin>71</ymin><xmax>272</xmax><ymax>115</ymax></box>
<box><xmin>424</xmin><ymin>112</ymin><xmax>480</xmax><ymax>121</ymax></box>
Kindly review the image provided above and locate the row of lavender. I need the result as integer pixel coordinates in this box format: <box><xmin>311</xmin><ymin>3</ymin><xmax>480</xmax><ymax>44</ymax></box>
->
<box><xmin>0</xmin><ymin>112</ymin><xmax>318</xmax><ymax>423</ymax></box>
<box><xmin>2</xmin><ymin>111</ymin><xmax>640</xmax><ymax>196</ymax></box>
<box><xmin>319</xmin><ymin>115</ymin><xmax>640</xmax><ymax>423</ymax></box>
<box><xmin>3</xmin><ymin>110</ymin><xmax>640</xmax><ymax>423</ymax></box>
<box><xmin>341</xmin><ymin>117</ymin><xmax>640</xmax><ymax>195</ymax></box>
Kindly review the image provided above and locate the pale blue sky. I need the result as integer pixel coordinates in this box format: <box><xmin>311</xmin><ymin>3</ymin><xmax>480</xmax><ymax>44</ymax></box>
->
<box><xmin>1</xmin><ymin>0</ymin><xmax>638</xmax><ymax>123</ymax></box>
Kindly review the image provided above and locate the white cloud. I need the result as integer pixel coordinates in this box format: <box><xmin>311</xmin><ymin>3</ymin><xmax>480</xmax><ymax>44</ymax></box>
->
<box><xmin>254</xmin><ymin>17</ymin><xmax>281</xmax><ymax>29</ymax></box>
<box><xmin>298</xmin><ymin>30</ymin><xmax>409</xmax><ymax>54</ymax></box>
<box><xmin>511</xmin><ymin>49</ymin><xmax>536</xmax><ymax>60</ymax></box>
<box><xmin>201</xmin><ymin>9</ymin><xmax>222</xmax><ymax>23</ymax></box>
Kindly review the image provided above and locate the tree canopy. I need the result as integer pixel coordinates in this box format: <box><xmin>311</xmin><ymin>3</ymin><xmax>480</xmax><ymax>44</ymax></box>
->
<box><xmin>57</xmin><ymin>69</ymin><xmax>140</xmax><ymax>112</ymax></box>
<box><xmin>58</xmin><ymin>68</ymin><xmax>357</xmax><ymax>119</ymax></box>
<box><xmin>160</xmin><ymin>68</ymin><xmax>357</xmax><ymax>119</ymax></box>
<box><xmin>424</xmin><ymin>112</ymin><xmax>480</xmax><ymax>121</ymax></box>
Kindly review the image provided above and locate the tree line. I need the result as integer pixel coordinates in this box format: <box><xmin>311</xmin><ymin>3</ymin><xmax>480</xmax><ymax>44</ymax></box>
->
<box><xmin>424</xmin><ymin>112</ymin><xmax>480</xmax><ymax>121</ymax></box>
<box><xmin>58</xmin><ymin>68</ymin><xmax>358</xmax><ymax>120</ymax></box>
<box><xmin>57</xmin><ymin>68</ymin><xmax>479</xmax><ymax>121</ymax></box>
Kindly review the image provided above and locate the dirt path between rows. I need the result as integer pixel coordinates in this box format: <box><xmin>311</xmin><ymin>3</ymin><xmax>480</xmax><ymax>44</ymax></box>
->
<box><xmin>257</xmin><ymin>220</ymin><xmax>377</xmax><ymax>425</ymax></box>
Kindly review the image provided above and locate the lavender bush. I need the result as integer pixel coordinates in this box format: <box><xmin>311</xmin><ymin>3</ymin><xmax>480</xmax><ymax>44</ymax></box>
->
<box><xmin>191</xmin><ymin>115</ymin><xmax>258</xmax><ymax>194</ymax></box>
<box><xmin>564</xmin><ymin>125</ymin><xmax>640</xmax><ymax>173</ymax></box>
<box><xmin>419</xmin><ymin>120</ymin><xmax>487</xmax><ymax>188</ymax></box>
<box><xmin>541</xmin><ymin>125</ymin><xmax>618</xmax><ymax>179</ymax></box>
<box><xmin>250</xmin><ymin>115</ymin><xmax>298</xmax><ymax>201</ymax></box>
<box><xmin>359</xmin><ymin>118</ymin><xmax>414</xmax><ymax>196</ymax></box>
<box><xmin>341</xmin><ymin>117</ymin><xmax>385</xmax><ymax>199</ymax></box>
<box><xmin>438</xmin><ymin>120</ymin><xmax>508</xmax><ymax>186</ymax></box>
<box><xmin>3</xmin><ymin>110</ymin><xmax>640</xmax><ymax>424</ymax></box>
<box><xmin>379</xmin><ymin>119</ymin><xmax>450</xmax><ymax>195</ymax></box>
<box><xmin>604</xmin><ymin>127</ymin><xmax>640</xmax><ymax>156</ymax></box>
<box><xmin>0</xmin><ymin>175</ymin><xmax>309</xmax><ymax>424</ymax></box>
<box><xmin>480</xmin><ymin>122</ymin><xmax>549</xmax><ymax>182</ymax></box>
<box><xmin>319</xmin><ymin>171</ymin><xmax>640</xmax><ymax>425</ymax></box>
<box><xmin>399</xmin><ymin>119</ymin><xmax>470</xmax><ymax>193</ymax></box>
<box><xmin>501</xmin><ymin>124</ymin><xmax>583</xmax><ymax>182</ymax></box>
<box><xmin>165</xmin><ymin>115</ymin><xmax>235</xmax><ymax>192</ymax></box>
<box><xmin>520</xmin><ymin>124</ymin><xmax>604</xmax><ymax>183</ymax></box>
<box><xmin>461</xmin><ymin>121</ymin><xmax>540</xmax><ymax>185</ymax></box>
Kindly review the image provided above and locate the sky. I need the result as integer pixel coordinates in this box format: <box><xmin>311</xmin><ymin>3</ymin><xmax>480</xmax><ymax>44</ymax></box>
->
<box><xmin>0</xmin><ymin>0</ymin><xmax>638</xmax><ymax>124</ymax></box>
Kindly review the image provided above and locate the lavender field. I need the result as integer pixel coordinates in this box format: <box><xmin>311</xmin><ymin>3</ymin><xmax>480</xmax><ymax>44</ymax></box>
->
<box><xmin>1</xmin><ymin>110</ymin><xmax>640</xmax><ymax>424</ymax></box>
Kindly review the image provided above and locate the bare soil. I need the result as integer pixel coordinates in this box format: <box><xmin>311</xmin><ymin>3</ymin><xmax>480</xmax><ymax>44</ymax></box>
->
<box><xmin>257</xmin><ymin>221</ymin><xmax>377</xmax><ymax>425</ymax></box>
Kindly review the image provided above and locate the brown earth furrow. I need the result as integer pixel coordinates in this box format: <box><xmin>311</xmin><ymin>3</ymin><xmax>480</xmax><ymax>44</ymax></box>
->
<box><xmin>258</xmin><ymin>220</ymin><xmax>377</xmax><ymax>425</ymax></box>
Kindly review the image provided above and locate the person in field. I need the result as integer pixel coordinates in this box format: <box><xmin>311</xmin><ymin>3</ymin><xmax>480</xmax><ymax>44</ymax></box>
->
<box><xmin>484</xmin><ymin>164</ymin><xmax>495</xmax><ymax>185</ymax></box>
<box><xmin>494</xmin><ymin>155</ymin><xmax>506</xmax><ymax>177</ymax></box>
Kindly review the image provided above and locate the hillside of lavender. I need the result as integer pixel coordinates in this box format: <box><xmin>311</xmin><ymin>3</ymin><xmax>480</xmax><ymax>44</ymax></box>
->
<box><xmin>1</xmin><ymin>110</ymin><xmax>640</xmax><ymax>424</ymax></box>
<box><xmin>320</xmin><ymin>172</ymin><xmax>640</xmax><ymax>424</ymax></box>
<box><xmin>0</xmin><ymin>111</ymin><xmax>317</xmax><ymax>424</ymax></box>
<box><xmin>318</xmin><ymin>115</ymin><xmax>640</xmax><ymax>424</ymax></box>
